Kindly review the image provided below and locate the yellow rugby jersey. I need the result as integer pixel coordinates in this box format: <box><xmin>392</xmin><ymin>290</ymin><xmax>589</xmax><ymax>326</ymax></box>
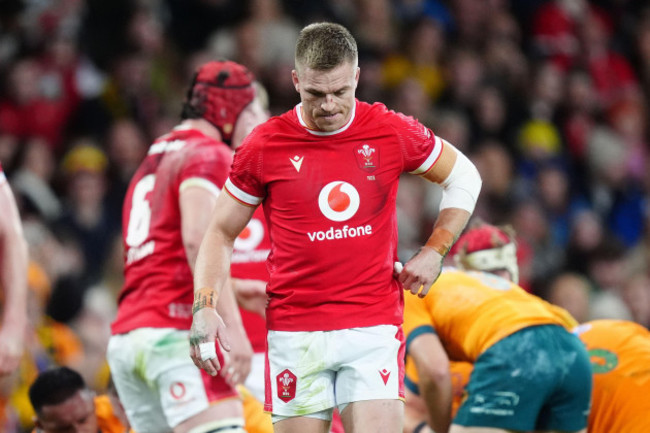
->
<box><xmin>404</xmin><ymin>269</ymin><xmax>577</xmax><ymax>363</ymax></box>
<box><xmin>573</xmin><ymin>320</ymin><xmax>650</xmax><ymax>433</ymax></box>
<box><xmin>573</xmin><ymin>319</ymin><xmax>650</xmax><ymax>386</ymax></box>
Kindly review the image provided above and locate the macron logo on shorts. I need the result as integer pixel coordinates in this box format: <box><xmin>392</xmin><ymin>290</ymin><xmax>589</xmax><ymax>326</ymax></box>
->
<box><xmin>277</xmin><ymin>369</ymin><xmax>297</xmax><ymax>403</ymax></box>
<box><xmin>379</xmin><ymin>369</ymin><xmax>391</xmax><ymax>385</ymax></box>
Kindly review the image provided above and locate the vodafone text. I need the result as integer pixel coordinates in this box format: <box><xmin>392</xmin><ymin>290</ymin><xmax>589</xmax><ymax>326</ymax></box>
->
<box><xmin>307</xmin><ymin>225</ymin><xmax>373</xmax><ymax>242</ymax></box>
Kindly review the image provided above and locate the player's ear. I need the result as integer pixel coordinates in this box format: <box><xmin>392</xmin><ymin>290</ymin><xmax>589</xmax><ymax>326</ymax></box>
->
<box><xmin>291</xmin><ymin>69</ymin><xmax>300</xmax><ymax>92</ymax></box>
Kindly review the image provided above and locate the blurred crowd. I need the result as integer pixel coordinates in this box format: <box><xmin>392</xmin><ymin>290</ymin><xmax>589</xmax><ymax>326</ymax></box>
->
<box><xmin>1</xmin><ymin>0</ymin><xmax>650</xmax><ymax>431</ymax></box>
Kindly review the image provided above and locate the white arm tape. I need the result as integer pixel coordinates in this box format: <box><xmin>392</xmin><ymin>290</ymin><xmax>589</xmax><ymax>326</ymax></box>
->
<box><xmin>439</xmin><ymin>141</ymin><xmax>482</xmax><ymax>213</ymax></box>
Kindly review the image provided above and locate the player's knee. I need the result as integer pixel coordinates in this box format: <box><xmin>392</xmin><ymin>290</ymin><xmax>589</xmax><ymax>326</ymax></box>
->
<box><xmin>187</xmin><ymin>418</ymin><xmax>246</xmax><ymax>433</ymax></box>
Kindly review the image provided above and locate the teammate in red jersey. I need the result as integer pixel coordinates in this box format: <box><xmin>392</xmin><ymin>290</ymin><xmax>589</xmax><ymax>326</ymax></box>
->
<box><xmin>0</xmin><ymin>162</ymin><xmax>29</xmax><ymax>377</ymax></box>
<box><xmin>107</xmin><ymin>60</ymin><xmax>268</xmax><ymax>433</ymax></box>
<box><xmin>189</xmin><ymin>23</ymin><xmax>481</xmax><ymax>433</ymax></box>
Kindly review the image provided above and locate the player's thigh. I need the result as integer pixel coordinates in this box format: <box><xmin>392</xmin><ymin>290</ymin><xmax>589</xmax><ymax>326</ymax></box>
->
<box><xmin>340</xmin><ymin>399</ymin><xmax>403</xmax><ymax>433</ymax></box>
<box><xmin>109</xmin><ymin>328</ymin><xmax>240</xmax><ymax>432</ymax></box>
<box><xmin>173</xmin><ymin>400</ymin><xmax>245</xmax><ymax>433</ymax></box>
<box><xmin>107</xmin><ymin>332</ymin><xmax>176</xmax><ymax>433</ymax></box>
<box><xmin>266</xmin><ymin>330</ymin><xmax>336</xmax><ymax>417</ymax></box>
<box><xmin>334</xmin><ymin>325</ymin><xmax>405</xmax><ymax>406</ymax></box>
<box><xmin>272</xmin><ymin>416</ymin><xmax>331</xmax><ymax>433</ymax></box>
<box><xmin>156</xmin><ymin>352</ymin><xmax>241</xmax><ymax>429</ymax></box>
<box><xmin>450</xmin><ymin>426</ymin><xmax>512</xmax><ymax>433</ymax></box>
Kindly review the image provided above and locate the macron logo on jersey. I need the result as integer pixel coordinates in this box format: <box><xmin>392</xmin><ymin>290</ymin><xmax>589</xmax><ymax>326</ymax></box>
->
<box><xmin>290</xmin><ymin>155</ymin><xmax>304</xmax><ymax>172</ymax></box>
<box><xmin>308</xmin><ymin>181</ymin><xmax>373</xmax><ymax>242</ymax></box>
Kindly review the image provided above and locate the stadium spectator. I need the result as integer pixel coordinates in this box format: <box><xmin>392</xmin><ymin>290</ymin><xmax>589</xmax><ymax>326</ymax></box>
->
<box><xmin>5</xmin><ymin>260</ymin><xmax>84</xmax><ymax>431</ymax></box>
<box><xmin>546</xmin><ymin>272</ymin><xmax>593</xmax><ymax>324</ymax></box>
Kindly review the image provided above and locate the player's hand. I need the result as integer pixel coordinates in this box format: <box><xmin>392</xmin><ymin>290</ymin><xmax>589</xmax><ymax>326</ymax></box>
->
<box><xmin>398</xmin><ymin>248</ymin><xmax>443</xmax><ymax>298</ymax></box>
<box><xmin>233</xmin><ymin>278</ymin><xmax>268</xmax><ymax>317</ymax></box>
<box><xmin>220</xmin><ymin>324</ymin><xmax>253</xmax><ymax>386</ymax></box>
<box><xmin>189</xmin><ymin>308</ymin><xmax>230</xmax><ymax>376</ymax></box>
<box><xmin>0</xmin><ymin>325</ymin><xmax>23</xmax><ymax>376</ymax></box>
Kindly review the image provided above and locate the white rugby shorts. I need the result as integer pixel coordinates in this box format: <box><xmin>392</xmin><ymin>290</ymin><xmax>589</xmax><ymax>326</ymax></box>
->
<box><xmin>264</xmin><ymin>324</ymin><xmax>405</xmax><ymax>420</ymax></box>
<box><xmin>107</xmin><ymin>328</ymin><xmax>237</xmax><ymax>433</ymax></box>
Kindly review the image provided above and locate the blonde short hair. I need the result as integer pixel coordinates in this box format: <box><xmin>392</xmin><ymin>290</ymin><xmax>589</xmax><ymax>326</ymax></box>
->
<box><xmin>295</xmin><ymin>22</ymin><xmax>358</xmax><ymax>72</ymax></box>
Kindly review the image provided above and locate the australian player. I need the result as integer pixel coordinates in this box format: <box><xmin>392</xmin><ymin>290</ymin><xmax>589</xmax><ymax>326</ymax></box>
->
<box><xmin>403</xmin><ymin>223</ymin><xmax>592</xmax><ymax>433</ymax></box>
<box><xmin>573</xmin><ymin>319</ymin><xmax>650</xmax><ymax>432</ymax></box>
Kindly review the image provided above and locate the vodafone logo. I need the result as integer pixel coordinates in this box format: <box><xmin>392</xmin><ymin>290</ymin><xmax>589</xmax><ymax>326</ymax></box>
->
<box><xmin>170</xmin><ymin>382</ymin><xmax>186</xmax><ymax>400</ymax></box>
<box><xmin>318</xmin><ymin>181</ymin><xmax>360</xmax><ymax>222</ymax></box>
<box><xmin>234</xmin><ymin>218</ymin><xmax>264</xmax><ymax>251</ymax></box>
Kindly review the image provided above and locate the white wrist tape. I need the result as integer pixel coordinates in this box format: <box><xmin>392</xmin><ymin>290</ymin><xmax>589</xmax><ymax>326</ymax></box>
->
<box><xmin>439</xmin><ymin>141</ymin><xmax>482</xmax><ymax>213</ymax></box>
<box><xmin>199</xmin><ymin>342</ymin><xmax>217</xmax><ymax>361</ymax></box>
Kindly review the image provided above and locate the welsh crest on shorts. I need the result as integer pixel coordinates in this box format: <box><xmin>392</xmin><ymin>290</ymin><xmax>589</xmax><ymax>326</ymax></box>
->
<box><xmin>276</xmin><ymin>369</ymin><xmax>297</xmax><ymax>402</ymax></box>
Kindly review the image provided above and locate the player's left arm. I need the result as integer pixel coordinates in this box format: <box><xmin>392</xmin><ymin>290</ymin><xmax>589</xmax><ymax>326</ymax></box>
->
<box><xmin>190</xmin><ymin>191</ymin><xmax>257</xmax><ymax>376</ymax></box>
<box><xmin>0</xmin><ymin>179</ymin><xmax>28</xmax><ymax>376</ymax></box>
<box><xmin>400</xmin><ymin>140</ymin><xmax>481</xmax><ymax>297</ymax></box>
<box><xmin>181</xmin><ymin>182</ymin><xmax>254</xmax><ymax>382</ymax></box>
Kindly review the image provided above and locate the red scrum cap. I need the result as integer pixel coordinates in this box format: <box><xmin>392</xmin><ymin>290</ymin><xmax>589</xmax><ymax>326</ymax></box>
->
<box><xmin>181</xmin><ymin>60</ymin><xmax>256</xmax><ymax>143</ymax></box>
<box><xmin>451</xmin><ymin>223</ymin><xmax>519</xmax><ymax>283</ymax></box>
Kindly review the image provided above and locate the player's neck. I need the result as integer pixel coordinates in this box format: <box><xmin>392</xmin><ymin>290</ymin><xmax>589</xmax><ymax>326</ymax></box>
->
<box><xmin>179</xmin><ymin>118</ymin><xmax>223</xmax><ymax>141</ymax></box>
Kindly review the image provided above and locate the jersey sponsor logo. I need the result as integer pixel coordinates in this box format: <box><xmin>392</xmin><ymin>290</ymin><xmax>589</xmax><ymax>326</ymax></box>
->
<box><xmin>232</xmin><ymin>249</ymin><xmax>270</xmax><ymax>263</ymax></box>
<box><xmin>307</xmin><ymin>224</ymin><xmax>373</xmax><ymax>242</ymax></box>
<box><xmin>318</xmin><ymin>181</ymin><xmax>360</xmax><ymax>222</ymax></box>
<box><xmin>276</xmin><ymin>369</ymin><xmax>297</xmax><ymax>403</ymax></box>
<box><xmin>587</xmin><ymin>348</ymin><xmax>619</xmax><ymax>374</ymax></box>
<box><xmin>290</xmin><ymin>155</ymin><xmax>304</xmax><ymax>172</ymax></box>
<box><xmin>170</xmin><ymin>382</ymin><xmax>186</xmax><ymax>400</ymax></box>
<box><xmin>234</xmin><ymin>218</ymin><xmax>265</xmax><ymax>251</ymax></box>
<box><xmin>379</xmin><ymin>369</ymin><xmax>391</xmax><ymax>385</ymax></box>
<box><xmin>355</xmin><ymin>143</ymin><xmax>379</xmax><ymax>172</ymax></box>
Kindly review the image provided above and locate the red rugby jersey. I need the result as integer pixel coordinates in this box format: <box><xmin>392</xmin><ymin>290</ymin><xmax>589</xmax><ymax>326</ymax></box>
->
<box><xmin>226</xmin><ymin>100</ymin><xmax>443</xmax><ymax>331</ymax></box>
<box><xmin>112</xmin><ymin>126</ymin><xmax>232</xmax><ymax>334</ymax></box>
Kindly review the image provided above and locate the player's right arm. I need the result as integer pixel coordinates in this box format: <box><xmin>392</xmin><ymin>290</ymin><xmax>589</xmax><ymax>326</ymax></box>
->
<box><xmin>189</xmin><ymin>191</ymin><xmax>257</xmax><ymax>376</ymax></box>
<box><xmin>0</xmin><ymin>177</ymin><xmax>28</xmax><ymax>376</ymax></box>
